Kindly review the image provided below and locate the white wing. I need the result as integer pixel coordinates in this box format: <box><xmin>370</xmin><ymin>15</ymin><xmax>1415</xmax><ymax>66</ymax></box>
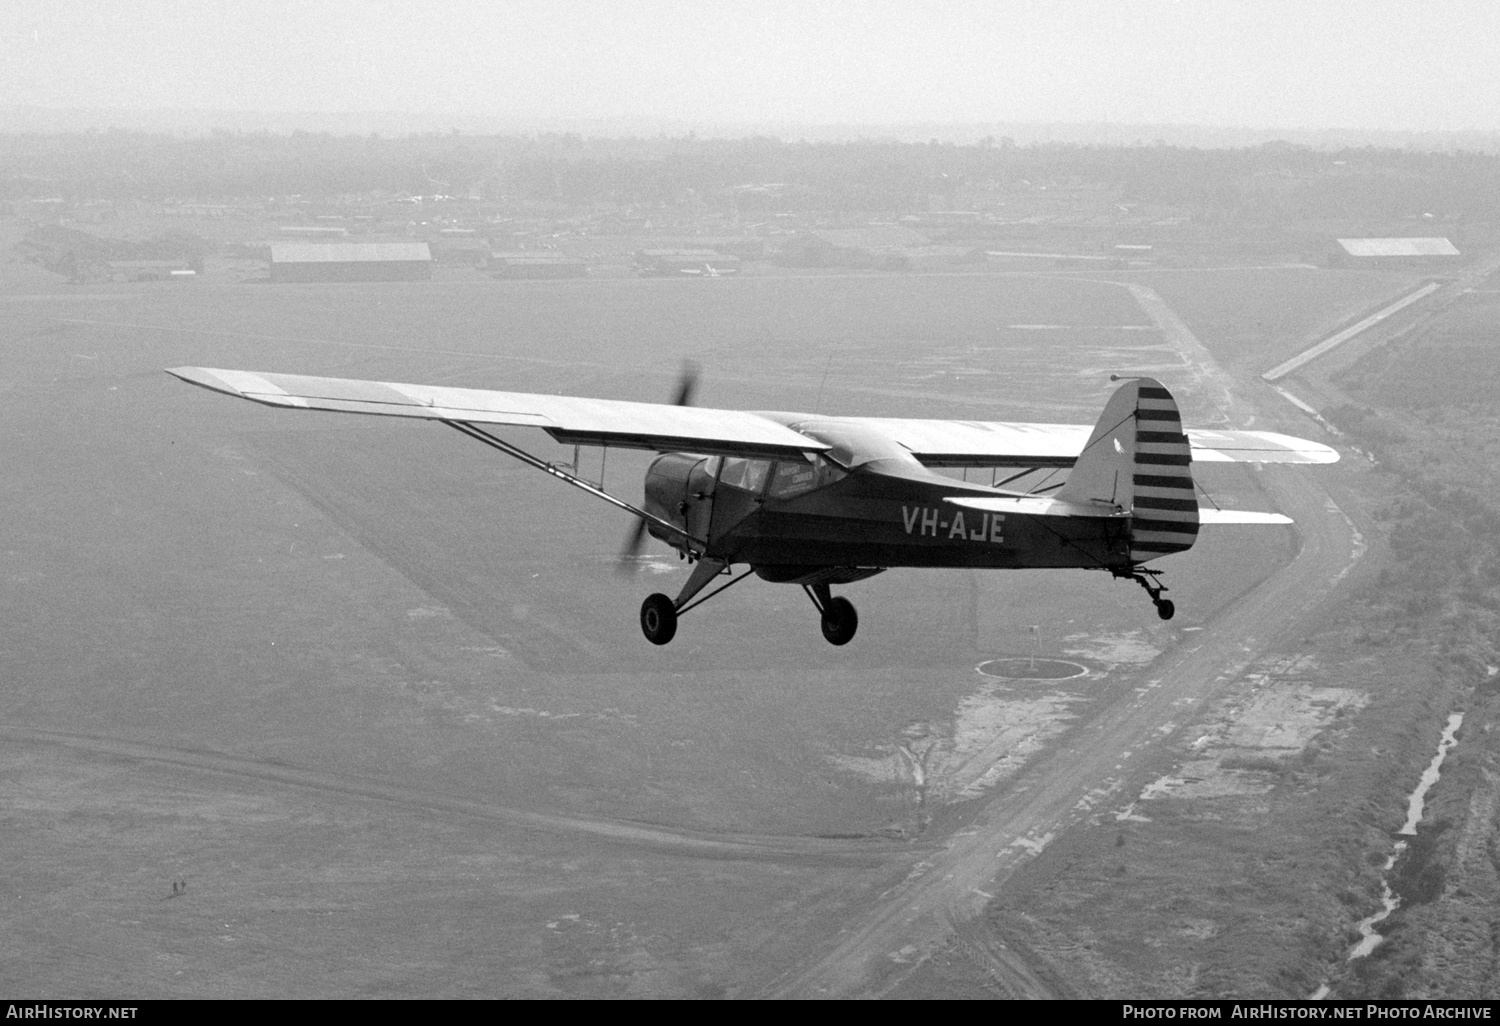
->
<box><xmin>169</xmin><ymin>367</ymin><xmax>1338</xmax><ymax>468</ymax></box>
<box><xmin>842</xmin><ymin>417</ymin><xmax>1338</xmax><ymax>466</ymax></box>
<box><xmin>168</xmin><ymin>367</ymin><xmax>829</xmax><ymax>460</ymax></box>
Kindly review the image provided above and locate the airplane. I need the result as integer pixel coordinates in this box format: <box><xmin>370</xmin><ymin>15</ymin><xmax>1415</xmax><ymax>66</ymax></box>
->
<box><xmin>167</xmin><ymin>365</ymin><xmax>1337</xmax><ymax>647</ymax></box>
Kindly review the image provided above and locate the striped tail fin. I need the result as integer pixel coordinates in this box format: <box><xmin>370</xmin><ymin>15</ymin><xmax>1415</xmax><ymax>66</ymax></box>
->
<box><xmin>1055</xmin><ymin>377</ymin><xmax>1199</xmax><ymax>563</ymax></box>
<box><xmin>1128</xmin><ymin>380</ymin><xmax>1199</xmax><ymax>562</ymax></box>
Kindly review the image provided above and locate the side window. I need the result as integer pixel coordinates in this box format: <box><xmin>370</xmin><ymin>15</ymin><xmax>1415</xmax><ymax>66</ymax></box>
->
<box><xmin>812</xmin><ymin>457</ymin><xmax>848</xmax><ymax>490</ymax></box>
<box><xmin>768</xmin><ymin>459</ymin><xmax>817</xmax><ymax>499</ymax></box>
<box><xmin>743</xmin><ymin>459</ymin><xmax>769</xmax><ymax>493</ymax></box>
<box><xmin>719</xmin><ymin>457</ymin><xmax>771</xmax><ymax>494</ymax></box>
<box><xmin>719</xmin><ymin>457</ymin><xmax>747</xmax><ymax>489</ymax></box>
<box><xmin>767</xmin><ymin>457</ymin><xmax>847</xmax><ymax>499</ymax></box>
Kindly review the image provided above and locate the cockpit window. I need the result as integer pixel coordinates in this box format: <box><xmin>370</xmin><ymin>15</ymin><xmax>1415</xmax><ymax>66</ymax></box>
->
<box><xmin>766</xmin><ymin>457</ymin><xmax>848</xmax><ymax>500</ymax></box>
<box><xmin>767</xmin><ymin>460</ymin><xmax>816</xmax><ymax>499</ymax></box>
<box><xmin>719</xmin><ymin>457</ymin><xmax>771</xmax><ymax>494</ymax></box>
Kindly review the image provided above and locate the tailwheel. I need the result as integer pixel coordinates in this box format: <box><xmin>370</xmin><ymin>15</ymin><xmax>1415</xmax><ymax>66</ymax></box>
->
<box><xmin>820</xmin><ymin>596</ymin><xmax>858</xmax><ymax>646</ymax></box>
<box><xmin>1114</xmin><ymin>567</ymin><xmax>1176</xmax><ymax>621</ymax></box>
<box><xmin>640</xmin><ymin>593</ymin><xmax>678</xmax><ymax>645</ymax></box>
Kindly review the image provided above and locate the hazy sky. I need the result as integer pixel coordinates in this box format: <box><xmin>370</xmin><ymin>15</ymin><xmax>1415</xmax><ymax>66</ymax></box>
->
<box><xmin>5</xmin><ymin>0</ymin><xmax>1500</xmax><ymax>131</ymax></box>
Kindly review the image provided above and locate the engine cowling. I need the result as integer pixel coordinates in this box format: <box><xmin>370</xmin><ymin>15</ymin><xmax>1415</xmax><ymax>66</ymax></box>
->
<box><xmin>643</xmin><ymin>453</ymin><xmax>715</xmax><ymax>553</ymax></box>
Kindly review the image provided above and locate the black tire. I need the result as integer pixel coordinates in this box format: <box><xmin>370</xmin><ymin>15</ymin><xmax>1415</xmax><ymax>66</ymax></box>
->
<box><xmin>820</xmin><ymin>596</ymin><xmax>858</xmax><ymax>646</ymax></box>
<box><xmin>640</xmin><ymin>593</ymin><xmax>678</xmax><ymax>645</ymax></box>
<box><xmin>1156</xmin><ymin>599</ymin><xmax>1175</xmax><ymax>621</ymax></box>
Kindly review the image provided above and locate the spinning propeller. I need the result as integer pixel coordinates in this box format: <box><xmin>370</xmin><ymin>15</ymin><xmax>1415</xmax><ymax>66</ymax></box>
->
<box><xmin>670</xmin><ymin>359</ymin><xmax>699</xmax><ymax>408</ymax></box>
<box><xmin>617</xmin><ymin>361</ymin><xmax>699</xmax><ymax>573</ymax></box>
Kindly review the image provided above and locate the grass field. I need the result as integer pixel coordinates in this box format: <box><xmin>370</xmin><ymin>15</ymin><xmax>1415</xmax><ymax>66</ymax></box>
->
<box><xmin>1</xmin><ymin>266</ymin><xmax>1317</xmax><ymax>996</ymax></box>
<box><xmin>1137</xmin><ymin>266</ymin><xmax>1423</xmax><ymax>376</ymax></box>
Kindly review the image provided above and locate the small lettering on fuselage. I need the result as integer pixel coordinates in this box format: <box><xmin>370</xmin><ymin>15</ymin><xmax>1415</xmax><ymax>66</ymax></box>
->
<box><xmin>901</xmin><ymin>506</ymin><xmax>1005</xmax><ymax>543</ymax></box>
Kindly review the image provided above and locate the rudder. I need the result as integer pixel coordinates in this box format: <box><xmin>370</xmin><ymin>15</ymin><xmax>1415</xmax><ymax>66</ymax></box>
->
<box><xmin>1056</xmin><ymin>377</ymin><xmax>1198</xmax><ymax>563</ymax></box>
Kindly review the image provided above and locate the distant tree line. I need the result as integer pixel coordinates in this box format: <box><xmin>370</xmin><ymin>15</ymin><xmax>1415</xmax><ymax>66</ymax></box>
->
<box><xmin>3</xmin><ymin>130</ymin><xmax>1500</xmax><ymax>223</ymax></box>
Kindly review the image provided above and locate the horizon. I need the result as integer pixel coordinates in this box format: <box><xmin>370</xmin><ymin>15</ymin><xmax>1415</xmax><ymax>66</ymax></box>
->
<box><xmin>5</xmin><ymin>107</ymin><xmax>1500</xmax><ymax>153</ymax></box>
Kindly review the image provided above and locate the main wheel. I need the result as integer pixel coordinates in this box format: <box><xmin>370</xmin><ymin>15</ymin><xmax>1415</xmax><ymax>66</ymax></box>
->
<box><xmin>1156</xmin><ymin>599</ymin><xmax>1175</xmax><ymax>621</ymax></box>
<box><xmin>640</xmin><ymin>593</ymin><xmax>678</xmax><ymax>645</ymax></box>
<box><xmin>820</xmin><ymin>596</ymin><xmax>858</xmax><ymax>646</ymax></box>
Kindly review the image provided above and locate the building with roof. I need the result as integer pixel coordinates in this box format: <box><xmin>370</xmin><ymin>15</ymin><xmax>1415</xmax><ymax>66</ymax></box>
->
<box><xmin>634</xmin><ymin>249</ymin><xmax>741</xmax><ymax>276</ymax></box>
<box><xmin>487</xmin><ymin>251</ymin><xmax>588</xmax><ymax>279</ymax></box>
<box><xmin>277</xmin><ymin>225</ymin><xmax>349</xmax><ymax>238</ymax></box>
<box><xmin>269</xmin><ymin>243</ymin><xmax>432</xmax><ymax>282</ymax></box>
<box><xmin>429</xmin><ymin>235</ymin><xmax>491</xmax><ymax>265</ymax></box>
<box><xmin>1329</xmin><ymin>237</ymin><xmax>1461</xmax><ymax>269</ymax></box>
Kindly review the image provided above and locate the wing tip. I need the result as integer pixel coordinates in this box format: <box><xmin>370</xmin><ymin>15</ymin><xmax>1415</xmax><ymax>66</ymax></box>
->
<box><xmin>166</xmin><ymin>367</ymin><xmax>307</xmax><ymax>408</ymax></box>
<box><xmin>166</xmin><ymin>366</ymin><xmax>234</xmax><ymax>394</ymax></box>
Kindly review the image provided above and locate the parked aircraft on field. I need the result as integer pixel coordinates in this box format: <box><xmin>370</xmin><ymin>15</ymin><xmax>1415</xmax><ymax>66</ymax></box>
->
<box><xmin>169</xmin><ymin>366</ymin><xmax>1336</xmax><ymax>646</ymax></box>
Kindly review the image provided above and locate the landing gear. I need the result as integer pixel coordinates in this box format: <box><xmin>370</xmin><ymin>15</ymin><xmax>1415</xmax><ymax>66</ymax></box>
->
<box><xmin>820</xmin><ymin>597</ymin><xmax>859</xmax><ymax>646</ymax></box>
<box><xmin>635</xmin><ymin>560</ymin><xmax>866</xmax><ymax>646</ymax></box>
<box><xmin>640</xmin><ymin>593</ymin><xmax>678</xmax><ymax>645</ymax></box>
<box><xmin>636</xmin><ymin>558</ymin><xmax>752</xmax><ymax>645</ymax></box>
<box><xmin>1115</xmin><ymin>567</ymin><xmax>1175</xmax><ymax>621</ymax></box>
<box><xmin>805</xmin><ymin>583</ymin><xmax>858</xmax><ymax>646</ymax></box>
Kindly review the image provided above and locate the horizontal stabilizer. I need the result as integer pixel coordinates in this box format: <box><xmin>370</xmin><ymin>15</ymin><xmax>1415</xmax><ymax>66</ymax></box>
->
<box><xmin>1197</xmin><ymin>508</ymin><xmax>1293</xmax><ymax>525</ymax></box>
<box><xmin>948</xmin><ymin>497</ymin><xmax>1291</xmax><ymax>526</ymax></box>
<box><xmin>1185</xmin><ymin>429</ymin><xmax>1338</xmax><ymax>464</ymax></box>
<box><xmin>945</xmin><ymin>495</ymin><xmax>1127</xmax><ymax>519</ymax></box>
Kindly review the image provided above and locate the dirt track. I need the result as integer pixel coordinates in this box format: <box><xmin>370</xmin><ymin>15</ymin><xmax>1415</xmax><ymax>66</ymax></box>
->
<box><xmin>0</xmin><ymin>726</ymin><xmax>908</xmax><ymax>868</ymax></box>
<box><xmin>761</xmin><ymin>282</ymin><xmax>1364</xmax><ymax>998</ymax></box>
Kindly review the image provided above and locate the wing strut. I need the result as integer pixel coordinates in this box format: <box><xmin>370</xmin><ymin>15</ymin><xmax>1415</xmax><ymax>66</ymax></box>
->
<box><xmin>445</xmin><ymin>421</ymin><xmax>706</xmax><ymax>551</ymax></box>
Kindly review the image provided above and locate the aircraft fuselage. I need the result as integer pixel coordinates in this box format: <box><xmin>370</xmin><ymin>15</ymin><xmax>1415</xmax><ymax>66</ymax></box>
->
<box><xmin>645</xmin><ymin>449</ymin><xmax>1129</xmax><ymax>574</ymax></box>
<box><xmin>723</xmin><ymin>468</ymin><xmax>1126</xmax><ymax>571</ymax></box>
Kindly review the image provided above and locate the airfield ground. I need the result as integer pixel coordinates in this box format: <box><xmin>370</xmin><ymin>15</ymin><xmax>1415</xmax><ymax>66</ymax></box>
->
<box><xmin>1</xmin><ymin>255</ymin><xmax>1490</xmax><ymax>997</ymax></box>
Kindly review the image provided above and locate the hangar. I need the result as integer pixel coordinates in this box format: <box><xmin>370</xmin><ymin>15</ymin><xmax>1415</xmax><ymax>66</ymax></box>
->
<box><xmin>430</xmin><ymin>232</ymin><xmax>491</xmax><ymax>266</ymax></box>
<box><xmin>277</xmin><ymin>225</ymin><xmax>348</xmax><ymax>239</ymax></box>
<box><xmin>1329</xmin><ymin>237</ymin><xmax>1461</xmax><ymax>269</ymax></box>
<box><xmin>488</xmin><ymin>251</ymin><xmax>587</xmax><ymax>279</ymax></box>
<box><xmin>269</xmin><ymin>242</ymin><xmax>433</xmax><ymax>282</ymax></box>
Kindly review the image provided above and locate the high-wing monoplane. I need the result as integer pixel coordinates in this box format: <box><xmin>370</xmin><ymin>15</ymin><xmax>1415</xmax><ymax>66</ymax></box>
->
<box><xmin>168</xmin><ymin>366</ymin><xmax>1337</xmax><ymax>646</ymax></box>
